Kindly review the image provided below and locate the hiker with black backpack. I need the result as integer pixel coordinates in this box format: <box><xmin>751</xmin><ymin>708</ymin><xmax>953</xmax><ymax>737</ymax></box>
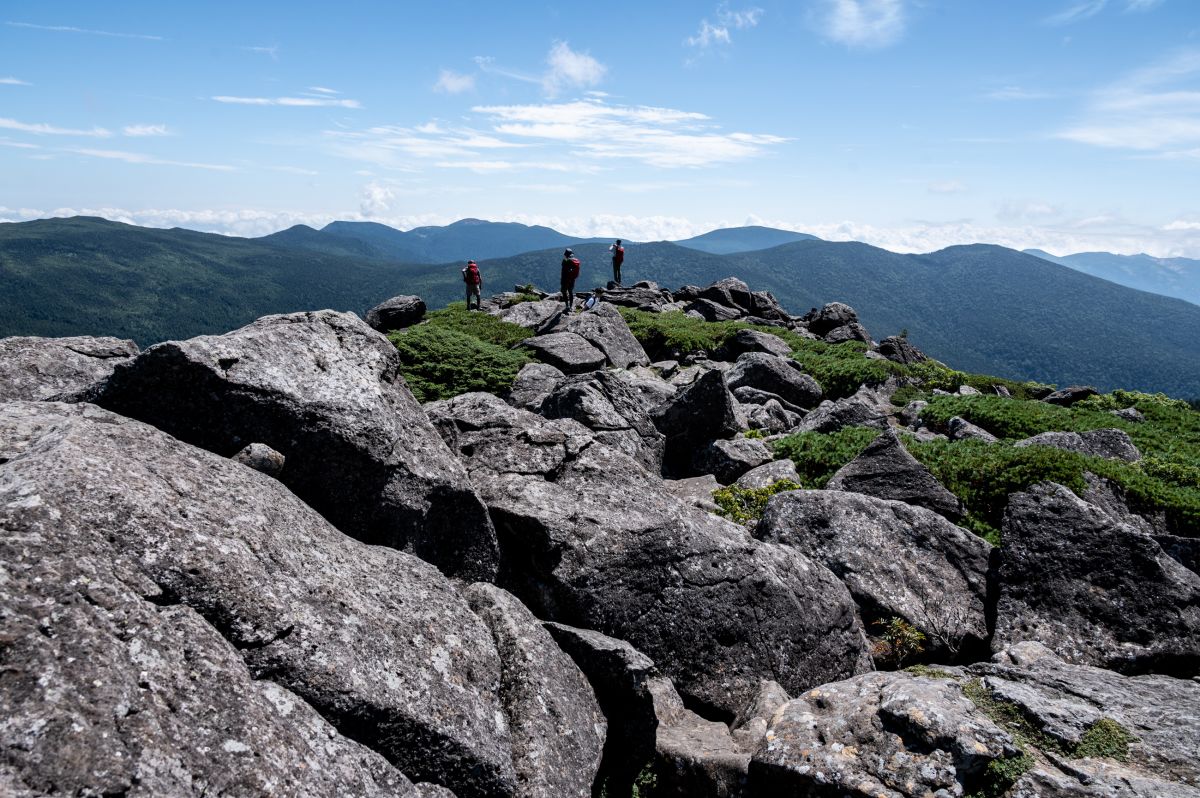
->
<box><xmin>462</xmin><ymin>259</ymin><xmax>483</xmax><ymax>310</ymax></box>
<box><xmin>560</xmin><ymin>248</ymin><xmax>581</xmax><ymax>311</ymax></box>
<box><xmin>608</xmin><ymin>239</ymin><xmax>624</xmax><ymax>285</ymax></box>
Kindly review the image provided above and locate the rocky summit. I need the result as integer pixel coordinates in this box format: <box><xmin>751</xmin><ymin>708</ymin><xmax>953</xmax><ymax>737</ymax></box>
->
<box><xmin>2</xmin><ymin>277</ymin><xmax>1198</xmax><ymax>798</ymax></box>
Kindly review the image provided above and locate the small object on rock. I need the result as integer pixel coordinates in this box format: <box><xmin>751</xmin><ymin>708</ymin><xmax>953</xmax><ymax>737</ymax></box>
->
<box><xmin>1043</xmin><ymin>384</ymin><xmax>1099</xmax><ymax>406</ymax></box>
<box><xmin>948</xmin><ymin>415</ymin><xmax>999</xmax><ymax>443</ymax></box>
<box><xmin>232</xmin><ymin>442</ymin><xmax>286</xmax><ymax>478</ymax></box>
<box><xmin>692</xmin><ymin>437</ymin><xmax>773</xmax><ymax>484</ymax></box>
<box><xmin>365</xmin><ymin>294</ymin><xmax>426</xmax><ymax>332</ymax></box>
<box><xmin>1014</xmin><ymin>428</ymin><xmax>1141</xmax><ymax>462</ymax></box>
<box><xmin>876</xmin><ymin>335</ymin><xmax>927</xmax><ymax>365</ymax></box>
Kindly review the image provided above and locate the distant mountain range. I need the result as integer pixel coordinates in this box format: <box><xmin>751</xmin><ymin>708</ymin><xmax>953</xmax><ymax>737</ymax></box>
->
<box><xmin>3</xmin><ymin>216</ymin><xmax>1200</xmax><ymax>398</ymax></box>
<box><xmin>671</xmin><ymin>226</ymin><xmax>818</xmax><ymax>255</ymax></box>
<box><xmin>1025</xmin><ymin>249</ymin><xmax>1200</xmax><ymax>307</ymax></box>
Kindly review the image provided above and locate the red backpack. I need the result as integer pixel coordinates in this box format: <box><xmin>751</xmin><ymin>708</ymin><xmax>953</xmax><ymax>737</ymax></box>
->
<box><xmin>463</xmin><ymin>262</ymin><xmax>481</xmax><ymax>285</ymax></box>
<box><xmin>568</xmin><ymin>258</ymin><xmax>580</xmax><ymax>280</ymax></box>
<box><xmin>613</xmin><ymin>246</ymin><xmax>624</xmax><ymax>266</ymax></box>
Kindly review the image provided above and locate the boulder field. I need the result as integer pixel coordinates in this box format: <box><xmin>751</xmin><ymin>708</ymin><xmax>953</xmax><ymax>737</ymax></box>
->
<box><xmin>1</xmin><ymin>278</ymin><xmax>1196</xmax><ymax>797</ymax></box>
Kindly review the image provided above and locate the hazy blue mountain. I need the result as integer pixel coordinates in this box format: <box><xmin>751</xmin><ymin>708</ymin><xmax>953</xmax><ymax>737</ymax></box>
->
<box><xmin>672</xmin><ymin>225</ymin><xmax>818</xmax><ymax>255</ymax></box>
<box><xmin>320</xmin><ymin>218</ymin><xmax>604</xmax><ymax>263</ymax></box>
<box><xmin>1024</xmin><ymin>249</ymin><xmax>1200</xmax><ymax>307</ymax></box>
<box><xmin>4</xmin><ymin>217</ymin><xmax>1200</xmax><ymax>398</ymax></box>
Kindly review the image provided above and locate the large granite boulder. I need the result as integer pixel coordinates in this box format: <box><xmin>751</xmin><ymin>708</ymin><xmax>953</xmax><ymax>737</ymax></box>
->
<box><xmin>692</xmin><ymin>437</ymin><xmax>773</xmax><ymax>484</ymax></box>
<box><xmin>750</xmin><ymin>671</ymin><xmax>1019</xmax><ymax>796</ymax></box>
<box><xmin>740</xmin><ymin>397</ymin><xmax>803</xmax><ymax>435</ymax></box>
<box><xmin>497</xmin><ymin>298</ymin><xmax>564</xmax><ymax>330</ymax></box>
<box><xmin>597</xmin><ymin>282</ymin><xmax>673</xmax><ymax>310</ymax></box>
<box><xmin>91</xmin><ymin>310</ymin><xmax>498</xmax><ymax>581</ymax></box>
<box><xmin>826</xmin><ymin>428</ymin><xmax>965</xmax><ymax>520</ymax></box>
<box><xmin>539</xmin><ymin>370</ymin><xmax>665</xmax><ymax>473</ymax></box>
<box><xmin>0</xmin><ymin>335</ymin><xmax>139</xmax><ymax>401</ymax></box>
<box><xmin>823</xmin><ymin>321</ymin><xmax>872</xmax><ymax>344</ymax></box>
<box><xmin>803</xmin><ymin>301</ymin><xmax>859</xmax><ymax>336</ymax></box>
<box><xmin>948</xmin><ymin>415</ymin><xmax>1000</xmax><ymax>443</ymax></box>
<box><xmin>651</xmin><ymin>368</ymin><xmax>741</xmax><ymax>477</ymax></box>
<box><xmin>994</xmin><ymin>483</ymin><xmax>1200</xmax><ymax>674</ymax></box>
<box><xmin>758</xmin><ymin>489</ymin><xmax>993</xmax><ymax>660</ymax></box>
<box><xmin>521</xmin><ymin>332</ymin><xmax>607</xmax><ymax>374</ymax></box>
<box><xmin>793</xmin><ymin>388</ymin><xmax>890</xmax><ymax>435</ymax></box>
<box><xmin>685</xmin><ymin>297</ymin><xmax>745</xmax><ymax>322</ymax></box>
<box><xmin>726</xmin><ymin>352</ymin><xmax>822</xmax><ymax>409</ymax></box>
<box><xmin>1015</xmin><ymin>428</ymin><xmax>1142</xmax><ymax>462</ymax></box>
<box><xmin>464</xmin><ymin>584</ymin><xmax>605</xmax><ymax>798</ymax></box>
<box><xmin>876</xmin><ymin>334</ymin><xmax>927</xmax><ymax>364</ymax></box>
<box><xmin>977</xmin><ymin>642</ymin><xmax>1200</xmax><ymax>791</ymax></box>
<box><xmin>427</xmin><ymin>393</ymin><xmax>871</xmax><ymax>718</ymax></box>
<box><xmin>365</xmin><ymin>294</ymin><xmax>426</xmax><ymax>332</ymax></box>
<box><xmin>698</xmin><ymin>277</ymin><xmax>754</xmax><ymax>312</ymax></box>
<box><xmin>721</xmin><ymin>328</ymin><xmax>793</xmax><ymax>359</ymax></box>
<box><xmin>506</xmin><ymin>362</ymin><xmax>564</xmax><ymax>411</ymax></box>
<box><xmin>1043</xmin><ymin>385</ymin><xmax>1100</xmax><ymax>406</ymax></box>
<box><xmin>735</xmin><ymin>458</ymin><xmax>801</xmax><ymax>490</ymax></box>
<box><xmin>0</xmin><ymin>401</ymin><xmax>516</xmax><ymax>798</ymax></box>
<box><xmin>545</xmin><ymin>303</ymin><xmax>649</xmax><ymax>369</ymax></box>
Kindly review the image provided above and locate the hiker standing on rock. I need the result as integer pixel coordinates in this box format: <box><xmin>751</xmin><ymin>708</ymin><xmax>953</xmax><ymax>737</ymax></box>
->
<box><xmin>462</xmin><ymin>259</ymin><xmax>482</xmax><ymax>310</ymax></box>
<box><xmin>609</xmin><ymin>239</ymin><xmax>624</xmax><ymax>285</ymax></box>
<box><xmin>561</xmin><ymin>248</ymin><xmax>581</xmax><ymax>311</ymax></box>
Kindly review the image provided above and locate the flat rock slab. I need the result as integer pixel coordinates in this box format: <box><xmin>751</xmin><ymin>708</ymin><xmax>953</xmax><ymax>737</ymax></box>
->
<box><xmin>546</xmin><ymin>303</ymin><xmax>650</xmax><ymax>369</ymax></box>
<box><xmin>91</xmin><ymin>310</ymin><xmax>498</xmax><ymax>581</ymax></box>
<box><xmin>758</xmin><ymin>489</ymin><xmax>993</xmax><ymax>660</ymax></box>
<box><xmin>521</xmin><ymin>332</ymin><xmax>607</xmax><ymax>374</ymax></box>
<box><xmin>0</xmin><ymin>401</ymin><xmax>515</xmax><ymax>798</ymax></box>
<box><xmin>0</xmin><ymin>335</ymin><xmax>139</xmax><ymax>401</ymax></box>
<box><xmin>994</xmin><ymin>483</ymin><xmax>1200</xmax><ymax>674</ymax></box>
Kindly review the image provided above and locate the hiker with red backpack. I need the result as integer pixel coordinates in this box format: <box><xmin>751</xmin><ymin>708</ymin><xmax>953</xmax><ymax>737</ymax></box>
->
<box><xmin>462</xmin><ymin>259</ymin><xmax>483</xmax><ymax>310</ymax></box>
<box><xmin>560</xmin><ymin>248</ymin><xmax>581</xmax><ymax>311</ymax></box>
<box><xmin>608</xmin><ymin>239</ymin><xmax>625</xmax><ymax>285</ymax></box>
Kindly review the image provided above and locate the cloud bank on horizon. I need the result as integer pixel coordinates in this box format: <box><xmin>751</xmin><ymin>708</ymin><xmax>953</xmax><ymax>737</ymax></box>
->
<box><xmin>2</xmin><ymin>1</ymin><xmax>1199</xmax><ymax>257</ymax></box>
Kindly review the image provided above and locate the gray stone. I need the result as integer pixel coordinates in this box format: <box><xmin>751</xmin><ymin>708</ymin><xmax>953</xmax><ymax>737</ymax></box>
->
<box><xmin>692</xmin><ymin>437</ymin><xmax>773</xmax><ymax>484</ymax></box>
<box><xmin>0</xmin><ymin>335</ymin><xmax>139</xmax><ymax>401</ymax></box>
<box><xmin>91</xmin><ymin>310</ymin><xmax>499</xmax><ymax>582</ymax></box>
<box><xmin>427</xmin><ymin>393</ymin><xmax>871</xmax><ymax>718</ymax></box>
<box><xmin>649</xmin><ymin>677</ymin><xmax>753</xmax><ymax>798</ymax></box>
<box><xmin>365</xmin><ymin>294</ymin><xmax>426</xmax><ymax>332</ymax></box>
<box><xmin>1013</xmin><ymin>762</ymin><xmax>1200</xmax><ymax>798</ymax></box>
<box><xmin>876</xmin><ymin>335</ymin><xmax>928</xmax><ymax>365</ymax></box>
<box><xmin>949</xmin><ymin>415</ymin><xmax>1000</xmax><ymax>443</ymax></box>
<box><xmin>731</xmin><ymin>386</ymin><xmax>808</xmax><ymax>416</ymax></box>
<box><xmin>698</xmin><ymin>277</ymin><xmax>754</xmax><ymax>311</ymax></box>
<box><xmin>959</xmin><ymin>384</ymin><xmax>982</xmax><ymax>396</ymax></box>
<box><xmin>722</xmin><ymin>328</ymin><xmax>793</xmax><ymax>359</ymax></box>
<box><xmin>651</xmin><ymin>369</ymin><xmax>741</xmax><ymax>477</ymax></box>
<box><xmin>231</xmin><ymin>441</ymin><xmax>286</xmax><ymax>478</ymax></box>
<box><xmin>803</xmin><ymin>301</ymin><xmax>860</xmax><ymax>336</ymax></box>
<box><xmin>727</xmin><ymin>352</ymin><xmax>823</xmax><ymax>409</ymax></box>
<box><xmin>740</xmin><ymin>398</ymin><xmax>803</xmax><ymax>435</ymax></box>
<box><xmin>0</xmin><ymin>401</ymin><xmax>515</xmax><ymax>798</ymax></box>
<box><xmin>664</xmin><ymin>474</ymin><xmax>724</xmax><ymax>512</ymax></box>
<box><xmin>610</xmin><ymin>367</ymin><xmax>678</xmax><ymax>413</ymax></box>
<box><xmin>506</xmin><ymin>362</ymin><xmax>564</xmax><ymax>411</ymax></box>
<box><xmin>794</xmin><ymin>388</ymin><xmax>889</xmax><ymax>434</ymax></box>
<box><xmin>684</xmin><ymin>298</ymin><xmax>745</xmax><ymax>322</ymax></box>
<box><xmin>823</xmin><ymin>321</ymin><xmax>872</xmax><ymax>345</ymax></box>
<box><xmin>497</xmin><ymin>298</ymin><xmax>565</xmax><ymax>330</ymax></box>
<box><xmin>597</xmin><ymin>284</ymin><xmax>673</xmax><ymax>310</ymax></box>
<box><xmin>758</xmin><ymin>489</ymin><xmax>993</xmax><ymax>661</ymax></box>
<box><xmin>1044</xmin><ymin>385</ymin><xmax>1100</xmax><ymax>406</ymax></box>
<box><xmin>547</xmin><ymin>303</ymin><xmax>650</xmax><ymax>369</ymax></box>
<box><xmin>994</xmin><ymin>483</ymin><xmax>1200</xmax><ymax>674</ymax></box>
<box><xmin>539</xmin><ymin>369</ymin><xmax>666</xmax><ymax>476</ymax></box>
<box><xmin>521</xmin><ymin>332</ymin><xmax>607</xmax><ymax>374</ymax></box>
<box><xmin>1112</xmin><ymin>406</ymin><xmax>1145</xmax><ymax>423</ymax></box>
<box><xmin>750</xmin><ymin>671</ymin><xmax>1019</xmax><ymax>796</ymax></box>
<box><xmin>1015</xmin><ymin>428</ymin><xmax>1142</xmax><ymax>462</ymax></box>
<box><xmin>735</xmin><ymin>458</ymin><xmax>801</xmax><ymax>490</ymax></box>
<box><xmin>747</xmin><ymin>290</ymin><xmax>790</xmax><ymax>322</ymax></box>
<box><xmin>899</xmin><ymin>399</ymin><xmax>928</xmax><ymax>428</ymax></box>
<box><xmin>464</xmin><ymin>584</ymin><xmax>605</xmax><ymax>798</ymax></box>
<box><xmin>826</xmin><ymin>429</ymin><xmax>965</xmax><ymax>520</ymax></box>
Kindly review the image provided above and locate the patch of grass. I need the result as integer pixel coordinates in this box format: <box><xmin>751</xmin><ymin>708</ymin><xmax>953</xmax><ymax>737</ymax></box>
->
<box><xmin>388</xmin><ymin>316</ymin><xmax>532</xmax><ymax>402</ymax></box>
<box><xmin>966</xmin><ymin>751</ymin><xmax>1035</xmax><ymax>798</ymax></box>
<box><xmin>772</xmin><ymin>427</ymin><xmax>880</xmax><ymax>488</ymax></box>
<box><xmin>904</xmin><ymin>360</ymin><xmax>1050</xmax><ymax>400</ymax></box>
<box><xmin>617</xmin><ymin>307</ymin><xmax>743</xmax><ymax>358</ymax></box>
<box><xmin>1075</xmin><ymin>718</ymin><xmax>1135</xmax><ymax>762</ymax></box>
<box><xmin>712</xmin><ymin>479</ymin><xmax>803</xmax><ymax>524</ymax></box>
<box><xmin>743</xmin><ymin>428</ymin><xmax>765</xmax><ymax>439</ymax></box>
<box><xmin>423</xmin><ymin>301</ymin><xmax>534</xmax><ymax>348</ymax></box>
<box><xmin>904</xmin><ymin>664</ymin><xmax>955</xmax><ymax>679</ymax></box>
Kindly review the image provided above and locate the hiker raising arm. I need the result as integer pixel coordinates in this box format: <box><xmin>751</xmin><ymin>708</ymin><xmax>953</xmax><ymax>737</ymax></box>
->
<box><xmin>608</xmin><ymin>239</ymin><xmax>624</xmax><ymax>285</ymax></box>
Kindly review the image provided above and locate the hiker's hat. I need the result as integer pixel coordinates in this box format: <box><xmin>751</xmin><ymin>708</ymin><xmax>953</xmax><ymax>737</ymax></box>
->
<box><xmin>564</xmin><ymin>248</ymin><xmax>574</xmax><ymax>256</ymax></box>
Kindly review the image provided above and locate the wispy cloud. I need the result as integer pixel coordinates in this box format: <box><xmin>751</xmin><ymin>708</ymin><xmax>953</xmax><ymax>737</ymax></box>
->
<box><xmin>819</xmin><ymin>0</ymin><xmax>906</xmax><ymax>48</ymax></box>
<box><xmin>1125</xmin><ymin>0</ymin><xmax>1165</xmax><ymax>10</ymax></box>
<box><xmin>0</xmin><ymin>137</ymin><xmax>40</xmax><ymax>149</ymax></box>
<box><xmin>6</xmin><ymin>20</ymin><xmax>162</xmax><ymax>40</ymax></box>
<box><xmin>1057</xmin><ymin>49</ymin><xmax>1200</xmax><ymax>155</ymax></box>
<box><xmin>433</xmin><ymin>69</ymin><xmax>476</xmax><ymax>94</ymax></box>
<box><xmin>687</xmin><ymin>5</ymin><xmax>764</xmax><ymax>50</ymax></box>
<box><xmin>307</xmin><ymin>86</ymin><xmax>339</xmax><ymax>95</ymax></box>
<box><xmin>1044</xmin><ymin>1</ymin><xmax>1108</xmax><ymax>25</ymax></box>
<box><xmin>0</xmin><ymin>77</ymin><xmax>31</xmax><ymax>86</ymax></box>
<box><xmin>0</xmin><ymin>117</ymin><xmax>111</xmax><ymax>137</ymax></box>
<box><xmin>542</xmin><ymin>41</ymin><xmax>606</xmax><ymax>96</ymax></box>
<box><xmin>928</xmin><ymin>180</ymin><xmax>967</xmax><ymax>194</ymax></box>
<box><xmin>241</xmin><ymin>44</ymin><xmax>279</xmax><ymax>60</ymax></box>
<box><xmin>123</xmin><ymin>123</ymin><xmax>171</xmax><ymax>137</ymax></box>
<box><xmin>66</xmin><ymin>147</ymin><xmax>235</xmax><ymax>171</ymax></box>
<box><xmin>212</xmin><ymin>95</ymin><xmax>362</xmax><ymax>109</ymax></box>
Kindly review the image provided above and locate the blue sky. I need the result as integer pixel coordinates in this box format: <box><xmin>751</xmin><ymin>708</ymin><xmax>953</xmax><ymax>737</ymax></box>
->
<box><xmin>2</xmin><ymin>0</ymin><xmax>1200</xmax><ymax>256</ymax></box>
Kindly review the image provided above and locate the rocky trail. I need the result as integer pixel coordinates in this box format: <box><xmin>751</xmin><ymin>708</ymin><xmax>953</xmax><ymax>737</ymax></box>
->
<box><xmin>1</xmin><ymin>277</ymin><xmax>1197</xmax><ymax>797</ymax></box>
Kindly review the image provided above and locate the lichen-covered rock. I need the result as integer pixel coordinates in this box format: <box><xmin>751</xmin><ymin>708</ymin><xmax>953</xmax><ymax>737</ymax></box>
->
<box><xmin>758</xmin><ymin>489</ymin><xmax>993</xmax><ymax>661</ymax></box>
<box><xmin>0</xmin><ymin>335</ymin><xmax>139</xmax><ymax>401</ymax></box>
<box><xmin>231</xmin><ymin>441</ymin><xmax>286</xmax><ymax>478</ymax></box>
<box><xmin>793</xmin><ymin>388</ymin><xmax>889</xmax><ymax>435</ymax></box>
<box><xmin>651</xmin><ymin>368</ymin><xmax>741</xmax><ymax>477</ymax></box>
<box><xmin>876</xmin><ymin>335</ymin><xmax>927</xmax><ymax>364</ymax></box>
<box><xmin>1015</xmin><ymin>428</ymin><xmax>1142</xmax><ymax>462</ymax></box>
<box><xmin>506</xmin><ymin>362</ymin><xmax>564</xmax><ymax>411</ymax></box>
<box><xmin>734</xmin><ymin>458</ymin><xmax>801</xmax><ymax>490</ymax></box>
<box><xmin>0</xmin><ymin>401</ymin><xmax>516</xmax><ymax>798</ymax></box>
<box><xmin>365</xmin><ymin>294</ymin><xmax>426</xmax><ymax>332</ymax></box>
<box><xmin>692</xmin><ymin>437</ymin><xmax>773</xmax><ymax>484</ymax></box>
<box><xmin>727</xmin><ymin>352</ymin><xmax>822</xmax><ymax>410</ymax></box>
<box><xmin>427</xmin><ymin>392</ymin><xmax>871</xmax><ymax>718</ymax></box>
<box><xmin>521</xmin><ymin>331</ymin><xmax>607</xmax><ymax>374</ymax></box>
<box><xmin>545</xmin><ymin>303</ymin><xmax>649</xmax><ymax>369</ymax></box>
<box><xmin>826</xmin><ymin>428</ymin><xmax>964</xmax><ymax>520</ymax></box>
<box><xmin>994</xmin><ymin>483</ymin><xmax>1200</xmax><ymax>674</ymax></box>
<box><xmin>464</xmin><ymin>584</ymin><xmax>605</xmax><ymax>798</ymax></box>
<box><xmin>497</xmin><ymin>298</ymin><xmax>565</xmax><ymax>330</ymax></box>
<box><xmin>948</xmin><ymin>415</ymin><xmax>1000</xmax><ymax>443</ymax></box>
<box><xmin>750</xmin><ymin>671</ymin><xmax>1019</xmax><ymax>796</ymax></box>
<box><xmin>540</xmin><ymin>370</ymin><xmax>664</xmax><ymax>473</ymax></box>
<box><xmin>648</xmin><ymin>677</ymin><xmax>754</xmax><ymax>798</ymax></box>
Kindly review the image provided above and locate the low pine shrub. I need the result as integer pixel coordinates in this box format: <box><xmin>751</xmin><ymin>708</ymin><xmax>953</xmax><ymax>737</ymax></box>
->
<box><xmin>388</xmin><ymin>322</ymin><xmax>531</xmax><ymax>402</ymax></box>
<box><xmin>711</xmin><ymin>479</ymin><xmax>803</xmax><ymax>524</ymax></box>
<box><xmin>772</xmin><ymin>427</ymin><xmax>880</xmax><ymax>488</ymax></box>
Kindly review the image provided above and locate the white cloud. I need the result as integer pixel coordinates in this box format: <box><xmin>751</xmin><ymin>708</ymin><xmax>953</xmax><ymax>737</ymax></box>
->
<box><xmin>241</xmin><ymin>45</ymin><xmax>279</xmax><ymax>59</ymax></box>
<box><xmin>0</xmin><ymin>137</ymin><xmax>39</xmax><ymax>149</ymax></box>
<box><xmin>1056</xmin><ymin>50</ymin><xmax>1200</xmax><ymax>155</ymax></box>
<box><xmin>360</xmin><ymin>181</ymin><xmax>396</xmax><ymax>216</ymax></box>
<box><xmin>687</xmin><ymin>5</ymin><xmax>763</xmax><ymax>49</ymax></box>
<box><xmin>542</xmin><ymin>41</ymin><xmax>606</xmax><ymax>96</ymax></box>
<box><xmin>307</xmin><ymin>86</ymin><xmax>339</xmax><ymax>94</ymax></box>
<box><xmin>820</xmin><ymin>0</ymin><xmax>906</xmax><ymax>48</ymax></box>
<box><xmin>0</xmin><ymin>117</ymin><xmax>111</xmax><ymax>137</ymax></box>
<box><xmin>123</xmin><ymin>123</ymin><xmax>170</xmax><ymax>137</ymax></box>
<box><xmin>212</xmin><ymin>95</ymin><xmax>362</xmax><ymax>108</ymax></box>
<box><xmin>1164</xmin><ymin>219</ymin><xmax>1200</xmax><ymax>231</ymax></box>
<box><xmin>433</xmin><ymin>69</ymin><xmax>476</xmax><ymax>94</ymax></box>
<box><xmin>927</xmin><ymin>180</ymin><xmax>967</xmax><ymax>194</ymax></box>
<box><xmin>0</xmin><ymin>77</ymin><xmax>31</xmax><ymax>85</ymax></box>
<box><xmin>1044</xmin><ymin>1</ymin><xmax>1107</xmax><ymax>25</ymax></box>
<box><xmin>997</xmin><ymin>200</ymin><xmax>1063</xmax><ymax>222</ymax></box>
<box><xmin>67</xmin><ymin>148</ymin><xmax>235</xmax><ymax>171</ymax></box>
<box><xmin>5</xmin><ymin>20</ymin><xmax>162</xmax><ymax>40</ymax></box>
<box><xmin>1125</xmin><ymin>0</ymin><xmax>1164</xmax><ymax>10</ymax></box>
